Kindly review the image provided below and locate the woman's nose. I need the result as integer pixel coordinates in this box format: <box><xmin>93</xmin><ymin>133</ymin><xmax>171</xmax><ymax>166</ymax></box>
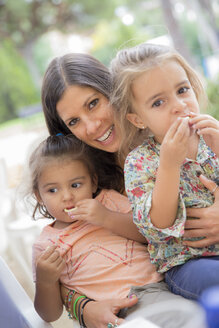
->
<box><xmin>85</xmin><ymin>119</ymin><xmax>101</xmax><ymax>135</ymax></box>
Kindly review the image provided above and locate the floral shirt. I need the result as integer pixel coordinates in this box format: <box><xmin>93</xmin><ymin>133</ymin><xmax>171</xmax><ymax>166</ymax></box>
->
<box><xmin>124</xmin><ymin>136</ymin><xmax>219</xmax><ymax>273</ymax></box>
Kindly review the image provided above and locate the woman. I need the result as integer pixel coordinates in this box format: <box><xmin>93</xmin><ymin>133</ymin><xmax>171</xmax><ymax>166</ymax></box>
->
<box><xmin>41</xmin><ymin>52</ymin><xmax>219</xmax><ymax>328</ymax></box>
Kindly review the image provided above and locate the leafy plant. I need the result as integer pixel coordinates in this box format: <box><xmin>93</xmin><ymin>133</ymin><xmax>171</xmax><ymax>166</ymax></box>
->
<box><xmin>0</xmin><ymin>40</ymin><xmax>39</xmax><ymax>123</ymax></box>
<box><xmin>206</xmin><ymin>78</ymin><xmax>219</xmax><ymax>120</ymax></box>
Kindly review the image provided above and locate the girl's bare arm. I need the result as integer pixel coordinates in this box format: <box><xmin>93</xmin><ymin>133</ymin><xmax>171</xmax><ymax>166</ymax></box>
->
<box><xmin>34</xmin><ymin>245</ymin><xmax>65</xmax><ymax>321</ymax></box>
<box><xmin>150</xmin><ymin>118</ymin><xmax>190</xmax><ymax>228</ymax></box>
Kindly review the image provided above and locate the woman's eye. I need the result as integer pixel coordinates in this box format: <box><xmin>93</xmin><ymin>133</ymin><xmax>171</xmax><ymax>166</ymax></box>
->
<box><xmin>89</xmin><ymin>98</ymin><xmax>99</xmax><ymax>110</ymax></box>
<box><xmin>72</xmin><ymin>183</ymin><xmax>81</xmax><ymax>188</ymax></box>
<box><xmin>152</xmin><ymin>99</ymin><xmax>164</xmax><ymax>108</ymax></box>
<box><xmin>49</xmin><ymin>188</ymin><xmax>57</xmax><ymax>193</ymax></box>
<box><xmin>178</xmin><ymin>87</ymin><xmax>189</xmax><ymax>94</ymax></box>
<box><xmin>69</xmin><ymin>118</ymin><xmax>79</xmax><ymax>127</ymax></box>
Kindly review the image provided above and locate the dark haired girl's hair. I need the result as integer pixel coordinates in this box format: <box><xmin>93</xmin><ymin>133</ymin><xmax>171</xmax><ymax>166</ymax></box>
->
<box><xmin>29</xmin><ymin>135</ymin><xmax>124</xmax><ymax>219</ymax></box>
<box><xmin>42</xmin><ymin>53</ymin><xmax>111</xmax><ymax>136</ymax></box>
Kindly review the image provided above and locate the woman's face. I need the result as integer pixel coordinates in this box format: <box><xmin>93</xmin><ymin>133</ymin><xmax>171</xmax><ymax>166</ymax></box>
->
<box><xmin>57</xmin><ymin>86</ymin><xmax>121</xmax><ymax>153</ymax></box>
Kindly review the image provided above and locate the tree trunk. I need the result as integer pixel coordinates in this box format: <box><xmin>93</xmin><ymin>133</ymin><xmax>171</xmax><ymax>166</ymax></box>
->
<box><xmin>187</xmin><ymin>0</ymin><xmax>219</xmax><ymax>52</ymax></box>
<box><xmin>199</xmin><ymin>0</ymin><xmax>219</xmax><ymax>39</ymax></box>
<box><xmin>159</xmin><ymin>0</ymin><xmax>196</xmax><ymax>66</ymax></box>
<box><xmin>3</xmin><ymin>92</ymin><xmax>18</xmax><ymax>120</ymax></box>
<box><xmin>20</xmin><ymin>40</ymin><xmax>42</xmax><ymax>89</ymax></box>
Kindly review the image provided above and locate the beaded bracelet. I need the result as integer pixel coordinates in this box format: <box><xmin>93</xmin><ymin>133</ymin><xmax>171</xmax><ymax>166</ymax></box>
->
<box><xmin>64</xmin><ymin>290</ymin><xmax>76</xmax><ymax>320</ymax></box>
<box><xmin>80</xmin><ymin>298</ymin><xmax>94</xmax><ymax>327</ymax></box>
<box><xmin>73</xmin><ymin>295</ymin><xmax>86</xmax><ymax>321</ymax></box>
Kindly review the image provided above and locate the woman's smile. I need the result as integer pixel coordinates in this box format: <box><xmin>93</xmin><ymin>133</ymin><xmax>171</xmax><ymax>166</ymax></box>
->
<box><xmin>96</xmin><ymin>125</ymin><xmax>114</xmax><ymax>142</ymax></box>
<box><xmin>57</xmin><ymin>86</ymin><xmax>121</xmax><ymax>152</ymax></box>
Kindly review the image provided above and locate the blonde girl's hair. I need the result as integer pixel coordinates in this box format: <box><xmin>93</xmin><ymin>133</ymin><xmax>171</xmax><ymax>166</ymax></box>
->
<box><xmin>28</xmin><ymin>135</ymin><xmax>124</xmax><ymax>220</ymax></box>
<box><xmin>110</xmin><ymin>42</ymin><xmax>207</xmax><ymax>164</ymax></box>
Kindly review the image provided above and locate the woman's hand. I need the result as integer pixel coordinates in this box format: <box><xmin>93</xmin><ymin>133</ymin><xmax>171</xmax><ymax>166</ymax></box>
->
<box><xmin>60</xmin><ymin>285</ymin><xmax>138</xmax><ymax>328</ymax></box>
<box><xmin>83</xmin><ymin>297</ymin><xmax>138</xmax><ymax>328</ymax></box>
<box><xmin>184</xmin><ymin>174</ymin><xmax>219</xmax><ymax>247</ymax></box>
<box><xmin>189</xmin><ymin>113</ymin><xmax>219</xmax><ymax>157</ymax></box>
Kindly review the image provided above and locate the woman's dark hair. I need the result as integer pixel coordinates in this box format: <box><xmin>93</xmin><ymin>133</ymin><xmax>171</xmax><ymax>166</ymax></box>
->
<box><xmin>42</xmin><ymin>53</ymin><xmax>111</xmax><ymax>136</ymax></box>
<box><xmin>29</xmin><ymin>135</ymin><xmax>124</xmax><ymax>219</ymax></box>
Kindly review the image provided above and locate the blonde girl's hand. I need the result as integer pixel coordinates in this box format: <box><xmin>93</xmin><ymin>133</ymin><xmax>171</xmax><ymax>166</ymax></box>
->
<box><xmin>36</xmin><ymin>245</ymin><xmax>65</xmax><ymax>285</ymax></box>
<box><xmin>67</xmin><ymin>199</ymin><xmax>110</xmax><ymax>227</ymax></box>
<box><xmin>160</xmin><ymin>117</ymin><xmax>190</xmax><ymax>169</ymax></box>
<box><xmin>189</xmin><ymin>112</ymin><xmax>219</xmax><ymax>157</ymax></box>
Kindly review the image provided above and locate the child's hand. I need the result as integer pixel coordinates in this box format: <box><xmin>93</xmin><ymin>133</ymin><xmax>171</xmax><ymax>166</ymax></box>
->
<box><xmin>189</xmin><ymin>113</ymin><xmax>219</xmax><ymax>157</ymax></box>
<box><xmin>160</xmin><ymin>117</ymin><xmax>190</xmax><ymax>168</ymax></box>
<box><xmin>67</xmin><ymin>199</ymin><xmax>109</xmax><ymax>227</ymax></box>
<box><xmin>36</xmin><ymin>245</ymin><xmax>65</xmax><ymax>285</ymax></box>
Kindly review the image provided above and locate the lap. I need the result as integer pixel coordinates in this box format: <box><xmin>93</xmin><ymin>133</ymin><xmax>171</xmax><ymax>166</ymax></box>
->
<box><xmin>121</xmin><ymin>282</ymin><xmax>199</xmax><ymax>328</ymax></box>
<box><xmin>165</xmin><ymin>256</ymin><xmax>219</xmax><ymax>300</ymax></box>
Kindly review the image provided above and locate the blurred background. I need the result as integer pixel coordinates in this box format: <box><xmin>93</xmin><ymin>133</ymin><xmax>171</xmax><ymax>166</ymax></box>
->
<box><xmin>0</xmin><ymin>0</ymin><xmax>219</xmax><ymax>326</ymax></box>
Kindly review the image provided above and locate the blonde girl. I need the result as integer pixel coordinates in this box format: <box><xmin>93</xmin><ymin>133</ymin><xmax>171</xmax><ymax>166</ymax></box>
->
<box><xmin>110</xmin><ymin>42</ymin><xmax>219</xmax><ymax>300</ymax></box>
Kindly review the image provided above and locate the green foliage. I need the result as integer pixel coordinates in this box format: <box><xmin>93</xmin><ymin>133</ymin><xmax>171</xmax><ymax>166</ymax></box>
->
<box><xmin>90</xmin><ymin>19</ymin><xmax>150</xmax><ymax>65</ymax></box>
<box><xmin>206</xmin><ymin>78</ymin><xmax>219</xmax><ymax>120</ymax></box>
<box><xmin>33</xmin><ymin>35</ymin><xmax>53</xmax><ymax>76</ymax></box>
<box><xmin>0</xmin><ymin>0</ymin><xmax>118</xmax><ymax>48</ymax></box>
<box><xmin>0</xmin><ymin>40</ymin><xmax>39</xmax><ymax>123</ymax></box>
<box><xmin>0</xmin><ymin>112</ymin><xmax>45</xmax><ymax>132</ymax></box>
<box><xmin>179</xmin><ymin>14</ymin><xmax>212</xmax><ymax>66</ymax></box>
<box><xmin>89</xmin><ymin>0</ymin><xmax>166</xmax><ymax>65</ymax></box>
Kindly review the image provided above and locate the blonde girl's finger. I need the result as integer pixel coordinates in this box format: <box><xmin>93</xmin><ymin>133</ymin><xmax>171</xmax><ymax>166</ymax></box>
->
<box><xmin>197</xmin><ymin>127</ymin><xmax>219</xmax><ymax>136</ymax></box>
<box><xmin>174</xmin><ymin>117</ymin><xmax>190</xmax><ymax>140</ymax></box>
<box><xmin>190</xmin><ymin>114</ymin><xmax>218</xmax><ymax>125</ymax></box>
<box><xmin>165</xmin><ymin>117</ymin><xmax>183</xmax><ymax>139</ymax></box>
<box><xmin>194</xmin><ymin>119</ymin><xmax>219</xmax><ymax>131</ymax></box>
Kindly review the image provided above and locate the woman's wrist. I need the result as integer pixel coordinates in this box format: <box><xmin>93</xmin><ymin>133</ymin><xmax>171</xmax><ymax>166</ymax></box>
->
<box><xmin>78</xmin><ymin>297</ymin><xmax>95</xmax><ymax>327</ymax></box>
<box><xmin>64</xmin><ymin>289</ymin><xmax>95</xmax><ymax>326</ymax></box>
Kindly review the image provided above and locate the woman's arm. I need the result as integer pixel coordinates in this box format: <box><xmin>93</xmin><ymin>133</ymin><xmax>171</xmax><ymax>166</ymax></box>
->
<box><xmin>184</xmin><ymin>174</ymin><xmax>219</xmax><ymax>247</ymax></box>
<box><xmin>61</xmin><ymin>286</ymin><xmax>138</xmax><ymax>328</ymax></box>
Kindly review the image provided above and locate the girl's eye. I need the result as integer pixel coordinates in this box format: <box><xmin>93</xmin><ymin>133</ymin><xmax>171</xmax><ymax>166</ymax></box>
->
<box><xmin>69</xmin><ymin>118</ymin><xmax>79</xmax><ymax>127</ymax></box>
<box><xmin>49</xmin><ymin>188</ymin><xmax>57</xmax><ymax>193</ymax></box>
<box><xmin>72</xmin><ymin>183</ymin><xmax>81</xmax><ymax>188</ymax></box>
<box><xmin>178</xmin><ymin>87</ymin><xmax>189</xmax><ymax>94</ymax></box>
<box><xmin>89</xmin><ymin>98</ymin><xmax>99</xmax><ymax>110</ymax></box>
<box><xmin>152</xmin><ymin>99</ymin><xmax>164</xmax><ymax>108</ymax></box>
